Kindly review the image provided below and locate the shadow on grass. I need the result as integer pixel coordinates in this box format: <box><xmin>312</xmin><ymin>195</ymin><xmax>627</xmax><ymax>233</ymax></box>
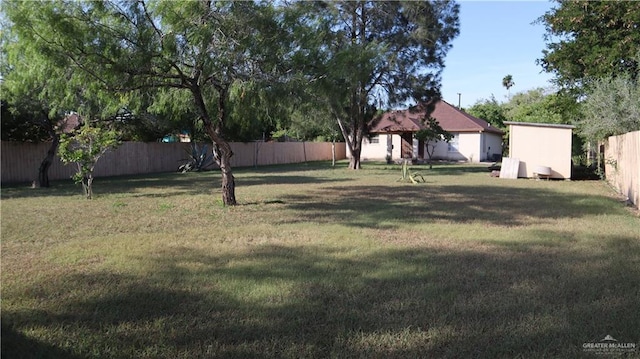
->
<box><xmin>358</xmin><ymin>161</ymin><xmax>490</xmax><ymax>175</ymax></box>
<box><xmin>1</xmin><ymin>172</ymin><xmax>221</xmax><ymax>200</ymax></box>
<box><xmin>1</xmin><ymin>322</ymin><xmax>83</xmax><ymax>359</ymax></box>
<box><xmin>0</xmin><ymin>164</ymin><xmax>349</xmax><ymax>200</ymax></box>
<box><xmin>235</xmin><ymin>160</ymin><xmax>350</xmax><ymax>174</ymax></box>
<box><xmin>276</xmin><ymin>184</ymin><xmax>626</xmax><ymax>228</ymax></box>
<box><xmin>3</xmin><ymin>235</ymin><xmax>639</xmax><ymax>358</ymax></box>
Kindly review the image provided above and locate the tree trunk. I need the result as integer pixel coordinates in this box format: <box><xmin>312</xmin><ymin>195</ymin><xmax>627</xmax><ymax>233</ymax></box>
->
<box><xmin>37</xmin><ymin>135</ymin><xmax>59</xmax><ymax>188</ymax></box>
<box><xmin>336</xmin><ymin>116</ymin><xmax>363</xmax><ymax>170</ymax></box>
<box><xmin>220</xmin><ymin>153</ymin><xmax>236</xmax><ymax>205</ymax></box>
<box><xmin>426</xmin><ymin>144</ymin><xmax>435</xmax><ymax>169</ymax></box>
<box><xmin>331</xmin><ymin>139</ymin><xmax>336</xmax><ymax>167</ymax></box>
<box><xmin>204</xmin><ymin>122</ymin><xmax>236</xmax><ymax>206</ymax></box>
<box><xmin>83</xmin><ymin>175</ymin><xmax>94</xmax><ymax>200</ymax></box>
<box><xmin>191</xmin><ymin>83</ymin><xmax>237</xmax><ymax>206</ymax></box>
<box><xmin>349</xmin><ymin>147</ymin><xmax>361</xmax><ymax>169</ymax></box>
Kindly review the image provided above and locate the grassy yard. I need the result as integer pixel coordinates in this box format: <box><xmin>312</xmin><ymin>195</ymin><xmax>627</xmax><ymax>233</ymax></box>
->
<box><xmin>1</xmin><ymin>161</ymin><xmax>639</xmax><ymax>358</ymax></box>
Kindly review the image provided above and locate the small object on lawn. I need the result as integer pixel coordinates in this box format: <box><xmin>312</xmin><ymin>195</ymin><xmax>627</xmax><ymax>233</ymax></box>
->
<box><xmin>499</xmin><ymin>157</ymin><xmax>520</xmax><ymax>179</ymax></box>
<box><xmin>397</xmin><ymin>159</ymin><xmax>425</xmax><ymax>184</ymax></box>
<box><xmin>534</xmin><ymin>165</ymin><xmax>552</xmax><ymax>180</ymax></box>
<box><xmin>490</xmin><ymin>170</ymin><xmax>500</xmax><ymax>177</ymax></box>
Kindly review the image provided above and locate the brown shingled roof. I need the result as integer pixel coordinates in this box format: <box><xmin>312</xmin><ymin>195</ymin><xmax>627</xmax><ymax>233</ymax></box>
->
<box><xmin>370</xmin><ymin>100</ymin><xmax>504</xmax><ymax>135</ymax></box>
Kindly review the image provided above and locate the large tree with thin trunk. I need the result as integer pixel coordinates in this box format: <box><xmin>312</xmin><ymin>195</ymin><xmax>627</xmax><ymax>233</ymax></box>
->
<box><xmin>294</xmin><ymin>1</ymin><xmax>459</xmax><ymax>169</ymax></box>
<box><xmin>3</xmin><ymin>0</ymin><xmax>285</xmax><ymax>205</ymax></box>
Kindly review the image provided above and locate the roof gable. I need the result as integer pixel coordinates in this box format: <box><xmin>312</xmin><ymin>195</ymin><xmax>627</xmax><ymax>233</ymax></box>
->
<box><xmin>370</xmin><ymin>100</ymin><xmax>504</xmax><ymax>135</ymax></box>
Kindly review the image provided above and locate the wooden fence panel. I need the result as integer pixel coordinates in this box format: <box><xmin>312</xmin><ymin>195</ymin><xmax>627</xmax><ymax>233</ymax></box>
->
<box><xmin>1</xmin><ymin>141</ymin><xmax>347</xmax><ymax>185</ymax></box>
<box><xmin>605</xmin><ymin>131</ymin><xmax>640</xmax><ymax>209</ymax></box>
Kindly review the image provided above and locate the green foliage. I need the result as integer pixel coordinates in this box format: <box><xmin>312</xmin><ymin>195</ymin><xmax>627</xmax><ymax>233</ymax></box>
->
<box><xmin>293</xmin><ymin>1</ymin><xmax>460</xmax><ymax>168</ymax></box>
<box><xmin>0</xmin><ymin>101</ymin><xmax>52</xmax><ymax>142</ymax></box>
<box><xmin>503</xmin><ymin>88</ymin><xmax>580</xmax><ymax>125</ymax></box>
<box><xmin>3</xmin><ymin>0</ymin><xmax>292</xmax><ymax>205</ymax></box>
<box><xmin>467</xmin><ymin>95</ymin><xmax>507</xmax><ymax>129</ymax></box>
<box><xmin>538</xmin><ymin>0</ymin><xmax>640</xmax><ymax>93</ymax></box>
<box><xmin>58</xmin><ymin>122</ymin><xmax>120</xmax><ymax>199</ymax></box>
<box><xmin>579</xmin><ymin>73</ymin><xmax>640</xmax><ymax>142</ymax></box>
<box><xmin>414</xmin><ymin>117</ymin><xmax>454</xmax><ymax>144</ymax></box>
<box><xmin>502</xmin><ymin>74</ymin><xmax>515</xmax><ymax>94</ymax></box>
<box><xmin>397</xmin><ymin>160</ymin><xmax>425</xmax><ymax>184</ymax></box>
<box><xmin>415</xmin><ymin>116</ymin><xmax>453</xmax><ymax>169</ymax></box>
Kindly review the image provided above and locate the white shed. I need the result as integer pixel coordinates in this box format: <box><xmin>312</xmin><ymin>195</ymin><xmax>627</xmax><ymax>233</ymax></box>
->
<box><xmin>505</xmin><ymin>121</ymin><xmax>575</xmax><ymax>179</ymax></box>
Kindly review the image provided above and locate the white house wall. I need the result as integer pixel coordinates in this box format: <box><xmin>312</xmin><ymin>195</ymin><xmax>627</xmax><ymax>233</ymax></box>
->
<box><xmin>484</xmin><ymin>133</ymin><xmax>504</xmax><ymax>162</ymax></box>
<box><xmin>358</xmin><ymin>134</ymin><xmax>402</xmax><ymax>160</ymax></box>
<box><xmin>431</xmin><ymin>140</ymin><xmax>450</xmax><ymax>160</ymax></box>
<box><xmin>456</xmin><ymin>133</ymin><xmax>480</xmax><ymax>162</ymax></box>
<box><xmin>358</xmin><ymin>133</ymin><xmax>503</xmax><ymax>163</ymax></box>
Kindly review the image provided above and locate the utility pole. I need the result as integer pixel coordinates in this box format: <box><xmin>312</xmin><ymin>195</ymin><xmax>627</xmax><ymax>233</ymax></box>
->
<box><xmin>457</xmin><ymin>93</ymin><xmax>461</xmax><ymax>109</ymax></box>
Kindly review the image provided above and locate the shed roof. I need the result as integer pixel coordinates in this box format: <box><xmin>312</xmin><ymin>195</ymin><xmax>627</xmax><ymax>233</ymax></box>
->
<box><xmin>504</xmin><ymin>121</ymin><xmax>576</xmax><ymax>129</ymax></box>
<box><xmin>370</xmin><ymin>100</ymin><xmax>504</xmax><ymax>135</ymax></box>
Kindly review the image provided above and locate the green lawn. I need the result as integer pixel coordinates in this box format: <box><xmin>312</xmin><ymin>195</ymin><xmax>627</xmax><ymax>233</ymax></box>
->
<box><xmin>2</xmin><ymin>161</ymin><xmax>639</xmax><ymax>358</ymax></box>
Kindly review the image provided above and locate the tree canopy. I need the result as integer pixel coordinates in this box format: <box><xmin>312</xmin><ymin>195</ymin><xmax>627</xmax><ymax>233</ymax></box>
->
<box><xmin>2</xmin><ymin>0</ymin><xmax>460</xmax><ymax>203</ymax></box>
<box><xmin>502</xmin><ymin>88</ymin><xmax>579</xmax><ymax>125</ymax></box>
<box><xmin>466</xmin><ymin>95</ymin><xmax>507</xmax><ymax>129</ymax></box>
<box><xmin>538</xmin><ymin>0</ymin><xmax>640</xmax><ymax>93</ymax></box>
<box><xmin>3</xmin><ymin>0</ymin><xmax>293</xmax><ymax>205</ymax></box>
<box><xmin>579</xmin><ymin>73</ymin><xmax>640</xmax><ymax>142</ymax></box>
<box><xmin>294</xmin><ymin>1</ymin><xmax>459</xmax><ymax>169</ymax></box>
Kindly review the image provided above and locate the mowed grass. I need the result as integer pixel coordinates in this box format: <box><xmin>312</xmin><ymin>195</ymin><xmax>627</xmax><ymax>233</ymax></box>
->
<box><xmin>1</xmin><ymin>161</ymin><xmax>639</xmax><ymax>358</ymax></box>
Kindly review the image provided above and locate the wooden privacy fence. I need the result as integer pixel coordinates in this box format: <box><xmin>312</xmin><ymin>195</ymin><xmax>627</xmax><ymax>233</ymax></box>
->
<box><xmin>1</xmin><ymin>141</ymin><xmax>347</xmax><ymax>185</ymax></box>
<box><xmin>605</xmin><ymin>130</ymin><xmax>640</xmax><ymax>209</ymax></box>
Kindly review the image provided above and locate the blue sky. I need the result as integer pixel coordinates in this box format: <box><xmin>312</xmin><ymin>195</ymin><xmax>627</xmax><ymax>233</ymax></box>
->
<box><xmin>440</xmin><ymin>1</ymin><xmax>556</xmax><ymax>108</ymax></box>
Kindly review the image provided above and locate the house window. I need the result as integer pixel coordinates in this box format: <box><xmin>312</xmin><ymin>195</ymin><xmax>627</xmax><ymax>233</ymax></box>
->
<box><xmin>448</xmin><ymin>134</ymin><xmax>459</xmax><ymax>152</ymax></box>
<box><xmin>369</xmin><ymin>135</ymin><xmax>379</xmax><ymax>144</ymax></box>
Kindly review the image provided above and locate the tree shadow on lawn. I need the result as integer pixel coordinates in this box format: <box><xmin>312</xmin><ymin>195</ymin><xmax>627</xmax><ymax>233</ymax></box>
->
<box><xmin>1</xmin><ymin>322</ymin><xmax>83</xmax><ymax>359</ymax></box>
<box><xmin>0</xmin><ymin>173</ymin><xmax>213</xmax><ymax>200</ymax></box>
<box><xmin>276</xmin><ymin>184</ymin><xmax>626</xmax><ymax>228</ymax></box>
<box><xmin>3</xmin><ymin>236</ymin><xmax>639</xmax><ymax>358</ymax></box>
<box><xmin>0</xmin><ymin>170</ymin><xmax>348</xmax><ymax>200</ymax></box>
<box><xmin>235</xmin><ymin>160</ymin><xmax>350</xmax><ymax>174</ymax></box>
<box><xmin>359</xmin><ymin>162</ymin><xmax>490</xmax><ymax>175</ymax></box>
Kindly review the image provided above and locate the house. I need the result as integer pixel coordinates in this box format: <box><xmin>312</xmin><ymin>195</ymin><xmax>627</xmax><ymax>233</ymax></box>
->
<box><xmin>357</xmin><ymin>100</ymin><xmax>504</xmax><ymax>162</ymax></box>
<box><xmin>504</xmin><ymin>121</ymin><xmax>575</xmax><ymax>179</ymax></box>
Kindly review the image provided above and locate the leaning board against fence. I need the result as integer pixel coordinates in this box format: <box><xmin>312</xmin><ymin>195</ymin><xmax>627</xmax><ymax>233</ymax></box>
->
<box><xmin>1</xmin><ymin>141</ymin><xmax>347</xmax><ymax>185</ymax></box>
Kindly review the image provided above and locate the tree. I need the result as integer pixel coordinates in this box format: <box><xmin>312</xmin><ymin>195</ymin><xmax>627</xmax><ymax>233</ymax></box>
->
<box><xmin>414</xmin><ymin>116</ymin><xmax>453</xmax><ymax>169</ymax></box>
<box><xmin>467</xmin><ymin>95</ymin><xmax>507</xmax><ymax>129</ymax></box>
<box><xmin>579</xmin><ymin>73</ymin><xmax>640</xmax><ymax>142</ymax></box>
<box><xmin>502</xmin><ymin>75</ymin><xmax>515</xmax><ymax>98</ymax></box>
<box><xmin>58</xmin><ymin>122</ymin><xmax>120</xmax><ymax>199</ymax></box>
<box><xmin>1</xmin><ymin>17</ymin><xmax>72</xmax><ymax>187</ymax></box>
<box><xmin>538</xmin><ymin>1</ymin><xmax>640</xmax><ymax>93</ymax></box>
<box><xmin>3</xmin><ymin>1</ymin><xmax>287</xmax><ymax>205</ymax></box>
<box><xmin>502</xmin><ymin>87</ymin><xmax>582</xmax><ymax>126</ymax></box>
<box><xmin>1</xmin><ymin>6</ymin><xmax>123</xmax><ymax>187</ymax></box>
<box><xmin>297</xmin><ymin>1</ymin><xmax>459</xmax><ymax>169</ymax></box>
